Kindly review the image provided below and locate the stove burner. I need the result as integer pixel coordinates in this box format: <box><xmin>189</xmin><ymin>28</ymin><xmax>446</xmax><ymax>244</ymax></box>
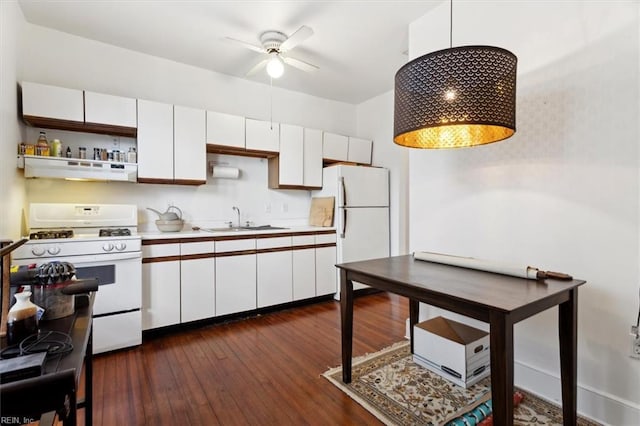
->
<box><xmin>29</xmin><ymin>230</ymin><xmax>74</xmax><ymax>240</ymax></box>
<box><xmin>99</xmin><ymin>228</ymin><xmax>131</xmax><ymax>237</ymax></box>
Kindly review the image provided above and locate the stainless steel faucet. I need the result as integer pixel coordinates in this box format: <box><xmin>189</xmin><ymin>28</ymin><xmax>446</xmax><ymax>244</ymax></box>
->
<box><xmin>232</xmin><ymin>206</ymin><xmax>240</xmax><ymax>227</ymax></box>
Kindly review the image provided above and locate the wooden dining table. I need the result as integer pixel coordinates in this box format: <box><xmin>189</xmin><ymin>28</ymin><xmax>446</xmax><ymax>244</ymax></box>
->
<box><xmin>336</xmin><ymin>254</ymin><xmax>586</xmax><ymax>426</ymax></box>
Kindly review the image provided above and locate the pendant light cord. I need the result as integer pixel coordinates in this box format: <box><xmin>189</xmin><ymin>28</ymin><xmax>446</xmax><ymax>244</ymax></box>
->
<box><xmin>449</xmin><ymin>0</ymin><xmax>453</xmax><ymax>48</ymax></box>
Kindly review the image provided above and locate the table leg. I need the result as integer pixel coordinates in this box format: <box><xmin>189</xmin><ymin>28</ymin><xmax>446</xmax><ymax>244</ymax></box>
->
<box><xmin>409</xmin><ymin>299</ymin><xmax>419</xmax><ymax>354</ymax></box>
<box><xmin>85</xmin><ymin>325</ymin><xmax>93</xmax><ymax>426</ymax></box>
<box><xmin>340</xmin><ymin>269</ymin><xmax>354</xmax><ymax>383</ymax></box>
<box><xmin>559</xmin><ymin>288</ymin><xmax>578</xmax><ymax>425</ymax></box>
<box><xmin>489</xmin><ymin>311</ymin><xmax>514</xmax><ymax>426</ymax></box>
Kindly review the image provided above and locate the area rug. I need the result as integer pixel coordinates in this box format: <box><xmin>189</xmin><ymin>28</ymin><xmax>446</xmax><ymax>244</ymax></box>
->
<box><xmin>323</xmin><ymin>341</ymin><xmax>600</xmax><ymax>426</ymax></box>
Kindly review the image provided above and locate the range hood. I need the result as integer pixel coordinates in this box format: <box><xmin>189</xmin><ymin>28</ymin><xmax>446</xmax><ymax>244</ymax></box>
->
<box><xmin>18</xmin><ymin>155</ymin><xmax>137</xmax><ymax>182</ymax></box>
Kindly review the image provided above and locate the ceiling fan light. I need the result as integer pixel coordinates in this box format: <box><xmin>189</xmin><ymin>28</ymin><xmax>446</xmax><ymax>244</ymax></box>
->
<box><xmin>266</xmin><ymin>55</ymin><xmax>285</xmax><ymax>78</ymax></box>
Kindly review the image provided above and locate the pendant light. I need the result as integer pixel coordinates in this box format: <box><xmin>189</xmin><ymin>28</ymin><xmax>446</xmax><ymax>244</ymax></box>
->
<box><xmin>393</xmin><ymin>0</ymin><xmax>517</xmax><ymax>149</ymax></box>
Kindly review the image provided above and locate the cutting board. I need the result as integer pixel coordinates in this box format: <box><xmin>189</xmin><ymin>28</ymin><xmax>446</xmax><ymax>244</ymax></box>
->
<box><xmin>309</xmin><ymin>197</ymin><xmax>335</xmax><ymax>227</ymax></box>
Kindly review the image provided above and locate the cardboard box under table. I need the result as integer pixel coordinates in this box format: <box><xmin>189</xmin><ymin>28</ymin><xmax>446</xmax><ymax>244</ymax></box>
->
<box><xmin>413</xmin><ymin>316</ymin><xmax>491</xmax><ymax>388</ymax></box>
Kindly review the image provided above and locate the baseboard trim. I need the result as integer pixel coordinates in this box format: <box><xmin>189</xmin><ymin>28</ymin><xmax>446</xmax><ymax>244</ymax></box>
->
<box><xmin>514</xmin><ymin>360</ymin><xmax>639</xmax><ymax>425</ymax></box>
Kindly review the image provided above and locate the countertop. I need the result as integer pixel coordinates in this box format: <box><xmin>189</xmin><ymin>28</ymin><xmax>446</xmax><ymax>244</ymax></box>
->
<box><xmin>139</xmin><ymin>225</ymin><xmax>335</xmax><ymax>240</ymax></box>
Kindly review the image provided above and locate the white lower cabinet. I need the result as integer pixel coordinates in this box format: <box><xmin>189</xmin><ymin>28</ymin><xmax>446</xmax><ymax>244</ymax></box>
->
<box><xmin>257</xmin><ymin>250</ymin><xmax>293</xmax><ymax>307</ymax></box>
<box><xmin>216</xmin><ymin>239</ymin><xmax>256</xmax><ymax>316</ymax></box>
<box><xmin>180</xmin><ymin>241</ymin><xmax>215</xmax><ymax>323</ymax></box>
<box><xmin>257</xmin><ymin>236</ymin><xmax>292</xmax><ymax>308</ymax></box>
<box><xmin>142</xmin><ymin>256</ymin><xmax>181</xmax><ymax>330</ymax></box>
<box><xmin>315</xmin><ymin>233</ymin><xmax>338</xmax><ymax>296</ymax></box>
<box><xmin>292</xmin><ymin>235</ymin><xmax>316</xmax><ymax>301</ymax></box>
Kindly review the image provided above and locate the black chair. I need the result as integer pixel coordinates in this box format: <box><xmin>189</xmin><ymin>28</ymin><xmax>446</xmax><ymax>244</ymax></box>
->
<box><xmin>0</xmin><ymin>368</ymin><xmax>77</xmax><ymax>425</ymax></box>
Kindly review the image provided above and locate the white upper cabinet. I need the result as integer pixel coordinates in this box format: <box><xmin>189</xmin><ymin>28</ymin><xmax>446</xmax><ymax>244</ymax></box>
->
<box><xmin>246</xmin><ymin>118</ymin><xmax>279</xmax><ymax>153</ymax></box>
<box><xmin>303</xmin><ymin>128</ymin><xmax>323</xmax><ymax>187</ymax></box>
<box><xmin>84</xmin><ymin>91</ymin><xmax>137</xmax><ymax>128</ymax></box>
<box><xmin>137</xmin><ymin>99</ymin><xmax>174</xmax><ymax>181</ymax></box>
<box><xmin>323</xmin><ymin>132</ymin><xmax>349</xmax><ymax>162</ymax></box>
<box><xmin>174</xmin><ymin>105</ymin><xmax>206</xmax><ymax>183</ymax></box>
<box><xmin>270</xmin><ymin>125</ymin><xmax>322</xmax><ymax>189</ymax></box>
<box><xmin>347</xmin><ymin>137</ymin><xmax>373</xmax><ymax>165</ymax></box>
<box><xmin>21</xmin><ymin>81</ymin><xmax>84</xmax><ymax>122</ymax></box>
<box><xmin>278</xmin><ymin>124</ymin><xmax>304</xmax><ymax>186</ymax></box>
<box><xmin>206</xmin><ymin>111</ymin><xmax>245</xmax><ymax>148</ymax></box>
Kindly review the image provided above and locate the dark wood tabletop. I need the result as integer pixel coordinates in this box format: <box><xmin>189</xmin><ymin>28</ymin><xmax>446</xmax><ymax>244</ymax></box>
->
<box><xmin>337</xmin><ymin>254</ymin><xmax>585</xmax><ymax>426</ymax></box>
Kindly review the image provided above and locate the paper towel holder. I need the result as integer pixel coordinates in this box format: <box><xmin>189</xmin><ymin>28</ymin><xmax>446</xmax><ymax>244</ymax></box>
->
<box><xmin>209</xmin><ymin>161</ymin><xmax>241</xmax><ymax>179</ymax></box>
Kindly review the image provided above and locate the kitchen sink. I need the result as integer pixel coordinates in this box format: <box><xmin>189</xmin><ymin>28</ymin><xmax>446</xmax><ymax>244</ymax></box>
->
<box><xmin>201</xmin><ymin>225</ymin><xmax>288</xmax><ymax>232</ymax></box>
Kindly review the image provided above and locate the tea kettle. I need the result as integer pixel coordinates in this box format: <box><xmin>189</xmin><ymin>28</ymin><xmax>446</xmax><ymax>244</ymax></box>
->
<box><xmin>147</xmin><ymin>205</ymin><xmax>183</xmax><ymax>221</ymax></box>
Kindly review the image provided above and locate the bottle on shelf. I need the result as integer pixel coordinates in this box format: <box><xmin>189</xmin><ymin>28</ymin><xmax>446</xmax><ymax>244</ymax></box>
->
<box><xmin>51</xmin><ymin>139</ymin><xmax>62</xmax><ymax>157</ymax></box>
<box><xmin>127</xmin><ymin>147</ymin><xmax>137</xmax><ymax>163</ymax></box>
<box><xmin>66</xmin><ymin>146</ymin><xmax>72</xmax><ymax>158</ymax></box>
<box><xmin>36</xmin><ymin>131</ymin><xmax>50</xmax><ymax>156</ymax></box>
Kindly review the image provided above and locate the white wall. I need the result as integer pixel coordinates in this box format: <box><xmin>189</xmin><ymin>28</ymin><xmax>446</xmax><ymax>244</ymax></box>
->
<box><xmin>408</xmin><ymin>1</ymin><xmax>639</xmax><ymax>423</ymax></box>
<box><xmin>17</xmin><ymin>23</ymin><xmax>358</xmax><ymax>229</ymax></box>
<box><xmin>356</xmin><ymin>91</ymin><xmax>409</xmax><ymax>256</ymax></box>
<box><xmin>0</xmin><ymin>1</ymin><xmax>27</xmax><ymax>239</ymax></box>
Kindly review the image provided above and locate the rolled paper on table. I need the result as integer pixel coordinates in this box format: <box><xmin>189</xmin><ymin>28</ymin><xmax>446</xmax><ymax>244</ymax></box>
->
<box><xmin>413</xmin><ymin>251</ymin><xmax>572</xmax><ymax>280</ymax></box>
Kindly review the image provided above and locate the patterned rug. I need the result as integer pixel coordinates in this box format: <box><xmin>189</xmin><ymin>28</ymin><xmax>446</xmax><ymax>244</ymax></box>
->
<box><xmin>323</xmin><ymin>341</ymin><xmax>601</xmax><ymax>426</ymax></box>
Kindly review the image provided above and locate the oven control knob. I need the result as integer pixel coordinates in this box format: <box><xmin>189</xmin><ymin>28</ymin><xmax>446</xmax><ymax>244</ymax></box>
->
<box><xmin>31</xmin><ymin>246</ymin><xmax>45</xmax><ymax>256</ymax></box>
<box><xmin>102</xmin><ymin>242</ymin><xmax>114</xmax><ymax>252</ymax></box>
<box><xmin>115</xmin><ymin>242</ymin><xmax>127</xmax><ymax>251</ymax></box>
<box><xmin>47</xmin><ymin>246</ymin><xmax>61</xmax><ymax>255</ymax></box>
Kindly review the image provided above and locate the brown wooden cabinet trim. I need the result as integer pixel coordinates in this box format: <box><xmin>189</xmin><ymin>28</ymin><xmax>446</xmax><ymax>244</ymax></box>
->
<box><xmin>173</xmin><ymin>179</ymin><xmax>206</xmax><ymax>186</ymax></box>
<box><xmin>142</xmin><ymin>238</ymin><xmax>182</xmax><ymax>245</ymax></box>
<box><xmin>23</xmin><ymin>115</ymin><xmax>137</xmax><ymax>138</ymax></box>
<box><xmin>142</xmin><ymin>255</ymin><xmax>181</xmax><ymax>264</ymax></box>
<box><xmin>256</xmin><ymin>246</ymin><xmax>293</xmax><ymax>255</ymax></box>
<box><xmin>137</xmin><ymin>177</ymin><xmax>176</xmax><ymax>185</ymax></box>
<box><xmin>314</xmin><ymin>242</ymin><xmax>337</xmax><ymax>249</ymax></box>
<box><xmin>181</xmin><ymin>252</ymin><xmax>216</xmax><ymax>261</ymax></box>
<box><xmin>137</xmin><ymin>177</ymin><xmax>205</xmax><ymax>186</ymax></box>
<box><xmin>206</xmin><ymin>144</ymin><xmax>277</xmax><ymax>159</ymax></box>
<box><xmin>215</xmin><ymin>249</ymin><xmax>257</xmax><ymax>257</ymax></box>
<box><xmin>314</xmin><ymin>229</ymin><xmax>337</xmax><ymax>235</ymax></box>
<box><xmin>290</xmin><ymin>244</ymin><xmax>317</xmax><ymax>251</ymax></box>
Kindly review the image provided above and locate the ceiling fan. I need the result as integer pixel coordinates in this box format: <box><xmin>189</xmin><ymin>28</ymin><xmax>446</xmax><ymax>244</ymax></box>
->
<box><xmin>225</xmin><ymin>25</ymin><xmax>319</xmax><ymax>79</ymax></box>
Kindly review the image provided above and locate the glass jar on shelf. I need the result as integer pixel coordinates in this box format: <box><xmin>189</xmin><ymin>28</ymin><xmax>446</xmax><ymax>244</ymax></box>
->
<box><xmin>36</xmin><ymin>131</ymin><xmax>50</xmax><ymax>156</ymax></box>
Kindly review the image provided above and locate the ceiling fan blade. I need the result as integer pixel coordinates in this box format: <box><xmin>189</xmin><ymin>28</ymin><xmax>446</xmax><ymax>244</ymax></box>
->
<box><xmin>279</xmin><ymin>25</ymin><xmax>314</xmax><ymax>52</ymax></box>
<box><xmin>282</xmin><ymin>56</ymin><xmax>319</xmax><ymax>73</ymax></box>
<box><xmin>246</xmin><ymin>58</ymin><xmax>269</xmax><ymax>76</ymax></box>
<box><xmin>224</xmin><ymin>37</ymin><xmax>266</xmax><ymax>53</ymax></box>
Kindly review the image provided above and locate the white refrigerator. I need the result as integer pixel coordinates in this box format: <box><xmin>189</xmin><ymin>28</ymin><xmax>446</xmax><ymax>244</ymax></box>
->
<box><xmin>314</xmin><ymin>165</ymin><xmax>390</xmax><ymax>298</ymax></box>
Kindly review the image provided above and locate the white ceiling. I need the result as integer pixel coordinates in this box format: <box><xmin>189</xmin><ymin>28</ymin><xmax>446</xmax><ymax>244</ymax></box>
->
<box><xmin>17</xmin><ymin>0</ymin><xmax>442</xmax><ymax>105</ymax></box>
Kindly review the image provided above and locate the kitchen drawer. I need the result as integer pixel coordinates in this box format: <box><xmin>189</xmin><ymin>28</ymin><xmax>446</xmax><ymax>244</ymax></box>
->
<box><xmin>216</xmin><ymin>239</ymin><xmax>255</xmax><ymax>253</ymax></box>
<box><xmin>315</xmin><ymin>233</ymin><xmax>337</xmax><ymax>244</ymax></box>
<box><xmin>292</xmin><ymin>235</ymin><xmax>315</xmax><ymax>246</ymax></box>
<box><xmin>180</xmin><ymin>241</ymin><xmax>215</xmax><ymax>255</ymax></box>
<box><xmin>142</xmin><ymin>243</ymin><xmax>180</xmax><ymax>258</ymax></box>
<box><xmin>257</xmin><ymin>236</ymin><xmax>292</xmax><ymax>250</ymax></box>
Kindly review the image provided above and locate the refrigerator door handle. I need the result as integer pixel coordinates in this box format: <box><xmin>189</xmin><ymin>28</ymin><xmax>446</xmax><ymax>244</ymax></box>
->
<box><xmin>339</xmin><ymin>176</ymin><xmax>347</xmax><ymax>207</ymax></box>
<box><xmin>340</xmin><ymin>208</ymin><xmax>347</xmax><ymax>238</ymax></box>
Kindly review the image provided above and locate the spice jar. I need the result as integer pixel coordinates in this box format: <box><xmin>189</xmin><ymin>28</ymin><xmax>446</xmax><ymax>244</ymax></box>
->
<box><xmin>79</xmin><ymin>147</ymin><xmax>87</xmax><ymax>159</ymax></box>
<box><xmin>127</xmin><ymin>147</ymin><xmax>137</xmax><ymax>163</ymax></box>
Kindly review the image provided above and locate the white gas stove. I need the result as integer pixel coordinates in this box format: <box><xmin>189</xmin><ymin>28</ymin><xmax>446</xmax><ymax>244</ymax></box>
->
<box><xmin>12</xmin><ymin>203</ymin><xmax>142</xmax><ymax>355</ymax></box>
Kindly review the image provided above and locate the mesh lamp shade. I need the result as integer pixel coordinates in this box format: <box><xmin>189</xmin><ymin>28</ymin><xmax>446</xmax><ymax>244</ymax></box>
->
<box><xmin>394</xmin><ymin>45</ymin><xmax>517</xmax><ymax>149</ymax></box>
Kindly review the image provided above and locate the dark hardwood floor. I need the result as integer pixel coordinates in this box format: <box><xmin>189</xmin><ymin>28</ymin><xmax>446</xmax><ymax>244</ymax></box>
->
<box><xmin>88</xmin><ymin>292</ymin><xmax>409</xmax><ymax>425</ymax></box>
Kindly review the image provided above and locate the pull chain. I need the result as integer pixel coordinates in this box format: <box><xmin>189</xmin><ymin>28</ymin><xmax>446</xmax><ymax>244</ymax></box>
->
<box><xmin>449</xmin><ymin>0</ymin><xmax>453</xmax><ymax>48</ymax></box>
<box><xmin>270</xmin><ymin>76</ymin><xmax>274</xmax><ymax>130</ymax></box>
